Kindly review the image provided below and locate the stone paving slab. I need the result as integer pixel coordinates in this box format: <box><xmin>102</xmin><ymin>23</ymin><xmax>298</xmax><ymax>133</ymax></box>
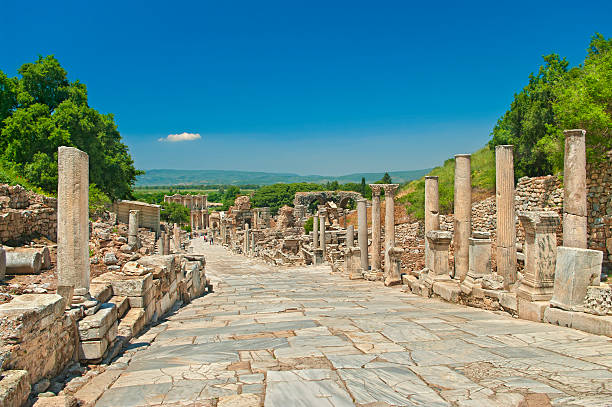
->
<box><xmin>95</xmin><ymin>239</ymin><xmax>612</xmax><ymax>407</ymax></box>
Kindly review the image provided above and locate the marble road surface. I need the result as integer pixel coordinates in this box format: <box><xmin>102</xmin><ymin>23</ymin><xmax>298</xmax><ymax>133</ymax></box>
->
<box><xmin>95</xmin><ymin>238</ymin><xmax>612</xmax><ymax>406</ymax></box>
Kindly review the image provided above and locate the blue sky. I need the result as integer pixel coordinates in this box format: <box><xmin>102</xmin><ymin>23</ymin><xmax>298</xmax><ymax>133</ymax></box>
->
<box><xmin>1</xmin><ymin>0</ymin><xmax>610</xmax><ymax>175</ymax></box>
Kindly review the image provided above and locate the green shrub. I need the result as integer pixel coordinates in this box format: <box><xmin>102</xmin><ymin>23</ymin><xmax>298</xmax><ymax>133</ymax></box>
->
<box><xmin>304</xmin><ymin>216</ymin><xmax>314</xmax><ymax>234</ymax></box>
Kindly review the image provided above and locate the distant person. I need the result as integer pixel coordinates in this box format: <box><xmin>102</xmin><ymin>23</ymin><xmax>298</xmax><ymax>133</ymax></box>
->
<box><xmin>210</xmin><ymin>236</ymin><xmax>214</xmax><ymax>245</ymax></box>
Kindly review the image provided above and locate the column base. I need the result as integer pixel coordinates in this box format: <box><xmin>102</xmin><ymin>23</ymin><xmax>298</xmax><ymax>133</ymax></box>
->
<box><xmin>516</xmin><ymin>281</ymin><xmax>553</xmax><ymax>302</ymax></box>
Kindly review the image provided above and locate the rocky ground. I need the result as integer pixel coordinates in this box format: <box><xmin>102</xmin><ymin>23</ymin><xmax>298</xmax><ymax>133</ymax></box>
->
<box><xmin>91</xmin><ymin>240</ymin><xmax>611</xmax><ymax>407</ymax></box>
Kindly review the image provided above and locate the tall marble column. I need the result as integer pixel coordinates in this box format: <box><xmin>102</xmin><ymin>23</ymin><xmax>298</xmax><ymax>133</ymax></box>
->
<box><xmin>424</xmin><ymin>176</ymin><xmax>440</xmax><ymax>270</ymax></box>
<box><xmin>496</xmin><ymin>145</ymin><xmax>517</xmax><ymax>289</ymax></box>
<box><xmin>244</xmin><ymin>223</ymin><xmax>250</xmax><ymax>255</ymax></box>
<box><xmin>128</xmin><ymin>210</ymin><xmax>140</xmax><ymax>247</ymax></box>
<box><xmin>454</xmin><ymin>154</ymin><xmax>472</xmax><ymax>281</ymax></box>
<box><xmin>383</xmin><ymin>184</ymin><xmax>400</xmax><ymax>285</ymax></box>
<box><xmin>319</xmin><ymin>209</ymin><xmax>327</xmax><ymax>258</ymax></box>
<box><xmin>313</xmin><ymin>214</ymin><xmax>319</xmax><ymax>249</ymax></box>
<box><xmin>369</xmin><ymin>184</ymin><xmax>383</xmax><ymax>271</ymax></box>
<box><xmin>57</xmin><ymin>146</ymin><xmax>90</xmax><ymax>304</ymax></box>
<box><xmin>563</xmin><ymin>129</ymin><xmax>587</xmax><ymax>249</ymax></box>
<box><xmin>357</xmin><ymin>198</ymin><xmax>368</xmax><ymax>271</ymax></box>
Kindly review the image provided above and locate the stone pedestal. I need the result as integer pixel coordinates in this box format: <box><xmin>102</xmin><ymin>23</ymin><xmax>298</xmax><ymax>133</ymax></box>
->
<box><xmin>57</xmin><ymin>146</ymin><xmax>90</xmax><ymax>304</ymax></box>
<box><xmin>425</xmin><ymin>230</ymin><xmax>452</xmax><ymax>281</ymax></box>
<box><xmin>314</xmin><ymin>248</ymin><xmax>324</xmax><ymax>265</ymax></box>
<box><xmin>369</xmin><ymin>184</ymin><xmax>383</xmax><ymax>271</ymax></box>
<box><xmin>454</xmin><ymin>154</ymin><xmax>471</xmax><ymax>281</ymax></box>
<box><xmin>319</xmin><ymin>210</ymin><xmax>327</xmax><ymax>259</ymax></box>
<box><xmin>516</xmin><ymin>211</ymin><xmax>560</xmax><ymax>301</ymax></box>
<box><xmin>424</xmin><ymin>176</ymin><xmax>440</xmax><ymax>270</ymax></box>
<box><xmin>346</xmin><ymin>225</ymin><xmax>354</xmax><ymax>247</ymax></box>
<box><xmin>563</xmin><ymin>129</ymin><xmax>587</xmax><ymax>249</ymax></box>
<box><xmin>495</xmin><ymin>145</ymin><xmax>516</xmax><ymax>289</ymax></box>
<box><xmin>550</xmin><ymin>246</ymin><xmax>603</xmax><ymax>311</ymax></box>
<box><xmin>386</xmin><ymin>246</ymin><xmax>404</xmax><ymax>286</ymax></box>
<box><xmin>128</xmin><ymin>210</ymin><xmax>140</xmax><ymax>248</ymax></box>
<box><xmin>383</xmin><ymin>184</ymin><xmax>400</xmax><ymax>286</ymax></box>
<box><xmin>461</xmin><ymin>231</ymin><xmax>492</xmax><ymax>294</ymax></box>
<box><xmin>356</xmin><ymin>199</ymin><xmax>368</xmax><ymax>271</ymax></box>
<box><xmin>347</xmin><ymin>247</ymin><xmax>363</xmax><ymax>280</ymax></box>
<box><xmin>313</xmin><ymin>214</ymin><xmax>319</xmax><ymax>249</ymax></box>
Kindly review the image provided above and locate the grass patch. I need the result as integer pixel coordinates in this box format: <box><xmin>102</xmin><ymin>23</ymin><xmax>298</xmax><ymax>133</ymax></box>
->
<box><xmin>398</xmin><ymin>146</ymin><xmax>495</xmax><ymax>220</ymax></box>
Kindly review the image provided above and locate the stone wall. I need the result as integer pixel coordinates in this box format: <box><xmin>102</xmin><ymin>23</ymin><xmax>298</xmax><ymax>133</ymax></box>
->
<box><xmin>587</xmin><ymin>151</ymin><xmax>612</xmax><ymax>264</ymax></box>
<box><xmin>0</xmin><ymin>185</ymin><xmax>57</xmax><ymax>245</ymax></box>
<box><xmin>112</xmin><ymin>200</ymin><xmax>161</xmax><ymax>235</ymax></box>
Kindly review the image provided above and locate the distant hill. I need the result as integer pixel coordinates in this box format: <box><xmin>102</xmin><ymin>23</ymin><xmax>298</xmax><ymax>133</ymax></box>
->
<box><xmin>136</xmin><ymin>169</ymin><xmax>432</xmax><ymax>187</ymax></box>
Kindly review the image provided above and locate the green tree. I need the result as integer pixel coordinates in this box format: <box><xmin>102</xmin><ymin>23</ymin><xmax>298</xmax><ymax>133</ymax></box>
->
<box><xmin>0</xmin><ymin>55</ymin><xmax>141</xmax><ymax>199</ymax></box>
<box><xmin>380</xmin><ymin>172</ymin><xmax>392</xmax><ymax>184</ymax></box>
<box><xmin>303</xmin><ymin>216</ymin><xmax>314</xmax><ymax>234</ymax></box>
<box><xmin>360</xmin><ymin>177</ymin><xmax>366</xmax><ymax>195</ymax></box>
<box><xmin>161</xmin><ymin>202</ymin><xmax>190</xmax><ymax>225</ymax></box>
<box><xmin>489</xmin><ymin>54</ymin><xmax>569</xmax><ymax>178</ymax></box>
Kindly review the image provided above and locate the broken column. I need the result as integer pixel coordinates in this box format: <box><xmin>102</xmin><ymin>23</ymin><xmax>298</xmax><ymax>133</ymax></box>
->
<box><xmin>563</xmin><ymin>129</ymin><xmax>588</xmax><ymax>248</ymax></box>
<box><xmin>0</xmin><ymin>246</ymin><xmax>5</xmax><ymax>281</ymax></box>
<box><xmin>313</xmin><ymin>214</ymin><xmax>319</xmax><ymax>249</ymax></box>
<box><xmin>346</xmin><ymin>225</ymin><xmax>355</xmax><ymax>247</ymax></box>
<box><xmin>516</xmin><ymin>211</ymin><xmax>560</xmax><ymax>301</ymax></box>
<box><xmin>57</xmin><ymin>146</ymin><xmax>90</xmax><ymax>304</ymax></box>
<box><xmin>426</xmin><ymin>230</ymin><xmax>452</xmax><ymax>280</ymax></box>
<box><xmin>164</xmin><ymin>231</ymin><xmax>171</xmax><ymax>255</ymax></box>
<box><xmin>251</xmin><ymin>230</ymin><xmax>255</xmax><ymax>254</ymax></box>
<box><xmin>173</xmin><ymin>223</ymin><xmax>181</xmax><ymax>252</ymax></box>
<box><xmin>369</xmin><ymin>184</ymin><xmax>383</xmax><ymax>271</ymax></box>
<box><xmin>496</xmin><ymin>145</ymin><xmax>517</xmax><ymax>289</ymax></box>
<box><xmin>550</xmin><ymin>246</ymin><xmax>603</xmax><ymax>311</ymax></box>
<box><xmin>383</xmin><ymin>184</ymin><xmax>400</xmax><ymax>286</ymax></box>
<box><xmin>5</xmin><ymin>251</ymin><xmax>42</xmax><ymax>275</ymax></box>
<box><xmin>424</xmin><ymin>176</ymin><xmax>440</xmax><ymax>270</ymax></box>
<box><xmin>357</xmin><ymin>198</ymin><xmax>368</xmax><ymax>271</ymax></box>
<box><xmin>128</xmin><ymin>210</ymin><xmax>140</xmax><ymax>248</ymax></box>
<box><xmin>319</xmin><ymin>209</ymin><xmax>327</xmax><ymax>259</ymax></box>
<box><xmin>454</xmin><ymin>154</ymin><xmax>471</xmax><ymax>281</ymax></box>
<box><xmin>461</xmin><ymin>231</ymin><xmax>492</xmax><ymax>294</ymax></box>
<box><xmin>244</xmin><ymin>223</ymin><xmax>250</xmax><ymax>255</ymax></box>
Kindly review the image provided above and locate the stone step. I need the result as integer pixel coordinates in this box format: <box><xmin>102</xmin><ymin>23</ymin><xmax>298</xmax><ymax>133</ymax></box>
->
<box><xmin>117</xmin><ymin>308</ymin><xmax>146</xmax><ymax>340</ymax></box>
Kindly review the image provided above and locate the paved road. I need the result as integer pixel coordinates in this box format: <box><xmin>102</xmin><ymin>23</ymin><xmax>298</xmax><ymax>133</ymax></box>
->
<box><xmin>96</xmin><ymin>239</ymin><xmax>612</xmax><ymax>406</ymax></box>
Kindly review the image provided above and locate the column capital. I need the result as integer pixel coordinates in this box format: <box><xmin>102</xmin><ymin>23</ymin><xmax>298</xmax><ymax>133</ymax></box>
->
<box><xmin>563</xmin><ymin>129</ymin><xmax>586</xmax><ymax>138</ymax></box>
<box><xmin>369</xmin><ymin>184</ymin><xmax>384</xmax><ymax>196</ymax></box>
<box><xmin>382</xmin><ymin>184</ymin><xmax>399</xmax><ymax>196</ymax></box>
<box><xmin>518</xmin><ymin>211</ymin><xmax>560</xmax><ymax>234</ymax></box>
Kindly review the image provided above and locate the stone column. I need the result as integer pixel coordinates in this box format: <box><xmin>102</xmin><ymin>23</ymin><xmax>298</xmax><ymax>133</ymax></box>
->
<box><xmin>495</xmin><ymin>145</ymin><xmax>517</xmax><ymax>289</ymax></box>
<box><xmin>319</xmin><ymin>209</ymin><xmax>327</xmax><ymax>258</ymax></box>
<box><xmin>424</xmin><ymin>176</ymin><xmax>440</xmax><ymax>270</ymax></box>
<box><xmin>383</xmin><ymin>184</ymin><xmax>400</xmax><ymax>285</ymax></box>
<box><xmin>346</xmin><ymin>225</ymin><xmax>355</xmax><ymax>247</ymax></box>
<box><xmin>313</xmin><ymin>214</ymin><xmax>319</xmax><ymax>249</ymax></box>
<box><xmin>164</xmin><ymin>231</ymin><xmax>171</xmax><ymax>255</ymax></box>
<box><xmin>563</xmin><ymin>129</ymin><xmax>587</xmax><ymax>249</ymax></box>
<box><xmin>57</xmin><ymin>146</ymin><xmax>90</xmax><ymax>304</ymax></box>
<box><xmin>128</xmin><ymin>210</ymin><xmax>140</xmax><ymax>247</ymax></box>
<box><xmin>357</xmin><ymin>198</ymin><xmax>368</xmax><ymax>271</ymax></box>
<box><xmin>517</xmin><ymin>211</ymin><xmax>560</xmax><ymax>301</ymax></box>
<box><xmin>0</xmin><ymin>246</ymin><xmax>5</xmax><ymax>282</ymax></box>
<box><xmin>251</xmin><ymin>230</ymin><xmax>255</xmax><ymax>254</ymax></box>
<box><xmin>174</xmin><ymin>223</ymin><xmax>181</xmax><ymax>252</ymax></box>
<box><xmin>369</xmin><ymin>184</ymin><xmax>383</xmax><ymax>271</ymax></box>
<box><xmin>454</xmin><ymin>154</ymin><xmax>471</xmax><ymax>281</ymax></box>
<box><xmin>244</xmin><ymin>223</ymin><xmax>250</xmax><ymax>255</ymax></box>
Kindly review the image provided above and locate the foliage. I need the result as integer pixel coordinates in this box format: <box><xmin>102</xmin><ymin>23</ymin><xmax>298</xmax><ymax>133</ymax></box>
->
<box><xmin>161</xmin><ymin>202</ymin><xmax>190</xmax><ymax>225</ymax></box>
<box><xmin>221</xmin><ymin>186</ymin><xmax>241</xmax><ymax>210</ymax></box>
<box><xmin>399</xmin><ymin>147</ymin><xmax>495</xmax><ymax>220</ymax></box>
<box><xmin>89</xmin><ymin>184</ymin><xmax>111</xmax><ymax>218</ymax></box>
<box><xmin>489</xmin><ymin>34</ymin><xmax>611</xmax><ymax>178</ymax></box>
<box><xmin>380</xmin><ymin>172</ymin><xmax>392</xmax><ymax>184</ymax></box>
<box><xmin>251</xmin><ymin>183</ymin><xmax>321</xmax><ymax>215</ymax></box>
<box><xmin>304</xmin><ymin>216</ymin><xmax>314</xmax><ymax>234</ymax></box>
<box><xmin>0</xmin><ymin>55</ymin><xmax>141</xmax><ymax>199</ymax></box>
<box><xmin>0</xmin><ymin>159</ymin><xmax>48</xmax><ymax>195</ymax></box>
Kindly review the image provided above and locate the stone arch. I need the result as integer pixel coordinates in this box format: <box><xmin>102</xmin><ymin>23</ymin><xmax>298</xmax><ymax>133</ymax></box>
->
<box><xmin>294</xmin><ymin>191</ymin><xmax>363</xmax><ymax>213</ymax></box>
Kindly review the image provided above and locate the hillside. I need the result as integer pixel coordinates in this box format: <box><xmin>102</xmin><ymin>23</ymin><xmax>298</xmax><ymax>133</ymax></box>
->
<box><xmin>398</xmin><ymin>147</ymin><xmax>495</xmax><ymax>220</ymax></box>
<box><xmin>136</xmin><ymin>168</ymin><xmax>432</xmax><ymax>187</ymax></box>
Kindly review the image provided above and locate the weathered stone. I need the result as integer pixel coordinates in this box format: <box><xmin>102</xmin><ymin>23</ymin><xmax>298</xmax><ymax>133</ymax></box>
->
<box><xmin>103</xmin><ymin>252</ymin><xmax>118</xmax><ymax>266</ymax></box>
<box><xmin>32</xmin><ymin>395</ymin><xmax>78</xmax><ymax>407</ymax></box>
<box><xmin>5</xmin><ymin>251</ymin><xmax>42</xmax><ymax>275</ymax></box>
<box><xmin>383</xmin><ymin>184</ymin><xmax>399</xmax><ymax>285</ymax></box>
<box><xmin>516</xmin><ymin>211</ymin><xmax>560</xmax><ymax>301</ymax></box>
<box><xmin>425</xmin><ymin>230</ymin><xmax>452</xmax><ymax>279</ymax></box>
<box><xmin>550</xmin><ymin>246</ymin><xmax>603</xmax><ymax>311</ymax></box>
<box><xmin>583</xmin><ymin>284</ymin><xmax>612</xmax><ymax>316</ymax></box>
<box><xmin>92</xmin><ymin>272</ymin><xmax>153</xmax><ymax>297</ymax></box>
<box><xmin>424</xmin><ymin>176</ymin><xmax>440</xmax><ymax>270</ymax></box>
<box><xmin>461</xmin><ymin>233</ymin><xmax>492</xmax><ymax>294</ymax></box>
<box><xmin>0</xmin><ymin>246</ymin><xmax>5</xmax><ymax>281</ymax></box>
<box><xmin>496</xmin><ymin>145</ymin><xmax>516</xmax><ymax>289</ymax></box>
<box><xmin>345</xmin><ymin>225</ymin><xmax>354</xmax><ymax>248</ymax></box>
<box><xmin>117</xmin><ymin>308</ymin><xmax>146</xmax><ymax>340</ymax></box>
<box><xmin>453</xmin><ymin>154</ymin><xmax>471</xmax><ymax>281</ymax></box>
<box><xmin>517</xmin><ymin>299</ymin><xmax>549</xmax><ymax>322</ymax></box>
<box><xmin>356</xmin><ymin>199</ymin><xmax>368</xmax><ymax>271</ymax></box>
<box><xmin>312</xmin><ymin>214</ymin><xmax>319</xmax><ymax>249</ymax></box>
<box><xmin>544</xmin><ymin>306</ymin><xmax>612</xmax><ymax>336</ymax></box>
<box><xmin>0</xmin><ymin>370</ymin><xmax>30</xmax><ymax>407</ymax></box>
<box><xmin>77</xmin><ymin>303</ymin><xmax>117</xmax><ymax>341</ymax></box>
<box><xmin>369</xmin><ymin>184</ymin><xmax>383</xmax><ymax>271</ymax></box>
<box><xmin>57</xmin><ymin>146</ymin><xmax>90</xmax><ymax>303</ymax></box>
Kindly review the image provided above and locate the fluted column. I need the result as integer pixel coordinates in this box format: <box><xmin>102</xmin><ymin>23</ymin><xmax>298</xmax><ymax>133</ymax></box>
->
<box><xmin>496</xmin><ymin>145</ymin><xmax>516</xmax><ymax>289</ymax></box>
<box><xmin>357</xmin><ymin>198</ymin><xmax>368</xmax><ymax>271</ymax></box>
<box><xmin>454</xmin><ymin>154</ymin><xmax>471</xmax><ymax>281</ymax></box>
<box><xmin>319</xmin><ymin>209</ymin><xmax>327</xmax><ymax>258</ymax></box>
<box><xmin>383</xmin><ymin>184</ymin><xmax>400</xmax><ymax>284</ymax></box>
<box><xmin>346</xmin><ymin>225</ymin><xmax>355</xmax><ymax>247</ymax></box>
<box><xmin>563</xmin><ymin>129</ymin><xmax>587</xmax><ymax>249</ymax></box>
<box><xmin>313</xmin><ymin>214</ymin><xmax>319</xmax><ymax>249</ymax></box>
<box><xmin>424</xmin><ymin>176</ymin><xmax>440</xmax><ymax>270</ymax></box>
<box><xmin>369</xmin><ymin>184</ymin><xmax>383</xmax><ymax>271</ymax></box>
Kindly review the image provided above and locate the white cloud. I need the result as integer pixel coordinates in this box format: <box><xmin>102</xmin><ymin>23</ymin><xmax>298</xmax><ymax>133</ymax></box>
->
<box><xmin>158</xmin><ymin>132</ymin><xmax>202</xmax><ymax>142</ymax></box>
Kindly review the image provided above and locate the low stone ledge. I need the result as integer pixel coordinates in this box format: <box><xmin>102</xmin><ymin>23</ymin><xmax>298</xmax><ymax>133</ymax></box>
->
<box><xmin>108</xmin><ymin>296</ymin><xmax>129</xmax><ymax>319</ymax></box>
<box><xmin>77</xmin><ymin>304</ymin><xmax>117</xmax><ymax>341</ymax></box>
<box><xmin>544</xmin><ymin>307</ymin><xmax>612</xmax><ymax>337</ymax></box>
<box><xmin>432</xmin><ymin>281</ymin><xmax>461</xmax><ymax>302</ymax></box>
